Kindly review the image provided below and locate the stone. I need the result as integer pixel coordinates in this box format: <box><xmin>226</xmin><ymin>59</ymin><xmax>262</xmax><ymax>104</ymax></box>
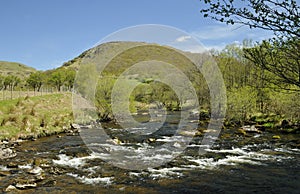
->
<box><xmin>62</xmin><ymin>147</ymin><xmax>91</xmax><ymax>157</ymax></box>
<box><xmin>5</xmin><ymin>185</ymin><xmax>17</xmax><ymax>192</ymax></box>
<box><xmin>240</xmin><ymin>125</ymin><xmax>262</xmax><ymax>133</ymax></box>
<box><xmin>15</xmin><ymin>182</ymin><xmax>37</xmax><ymax>189</ymax></box>
<box><xmin>7</xmin><ymin>162</ymin><xmax>18</xmax><ymax>168</ymax></box>
<box><xmin>112</xmin><ymin>137</ymin><xmax>122</xmax><ymax>145</ymax></box>
<box><xmin>0</xmin><ymin>147</ymin><xmax>16</xmax><ymax>159</ymax></box>
<box><xmin>28</xmin><ymin>166</ymin><xmax>43</xmax><ymax>175</ymax></box>
<box><xmin>71</xmin><ymin>123</ymin><xmax>81</xmax><ymax>129</ymax></box>
<box><xmin>34</xmin><ymin>175</ymin><xmax>45</xmax><ymax>182</ymax></box>
<box><xmin>272</xmin><ymin>135</ymin><xmax>281</xmax><ymax>139</ymax></box>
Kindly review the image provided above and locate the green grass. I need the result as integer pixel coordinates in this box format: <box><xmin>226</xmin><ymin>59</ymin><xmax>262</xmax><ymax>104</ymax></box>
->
<box><xmin>0</xmin><ymin>61</ymin><xmax>36</xmax><ymax>77</ymax></box>
<box><xmin>0</xmin><ymin>93</ymin><xmax>73</xmax><ymax>140</ymax></box>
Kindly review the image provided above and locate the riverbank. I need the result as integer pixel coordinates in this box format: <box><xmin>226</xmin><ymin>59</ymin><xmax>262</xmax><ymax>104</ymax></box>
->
<box><xmin>0</xmin><ymin>93</ymin><xmax>74</xmax><ymax>141</ymax></box>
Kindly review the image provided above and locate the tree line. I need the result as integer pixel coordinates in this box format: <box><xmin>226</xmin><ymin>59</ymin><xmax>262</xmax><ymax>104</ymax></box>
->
<box><xmin>0</xmin><ymin>68</ymin><xmax>76</xmax><ymax>97</ymax></box>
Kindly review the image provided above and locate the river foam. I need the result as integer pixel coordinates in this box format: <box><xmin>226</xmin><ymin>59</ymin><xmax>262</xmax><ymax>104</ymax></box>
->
<box><xmin>52</xmin><ymin>141</ymin><xmax>297</xmax><ymax>184</ymax></box>
<box><xmin>67</xmin><ymin>173</ymin><xmax>113</xmax><ymax>185</ymax></box>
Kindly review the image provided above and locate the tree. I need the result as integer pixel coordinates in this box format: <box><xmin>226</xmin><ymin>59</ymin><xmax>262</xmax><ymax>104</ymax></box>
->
<box><xmin>3</xmin><ymin>75</ymin><xmax>20</xmax><ymax>99</ymax></box>
<box><xmin>4</xmin><ymin>75</ymin><xmax>20</xmax><ymax>91</ymax></box>
<box><xmin>48</xmin><ymin>70</ymin><xmax>65</xmax><ymax>92</ymax></box>
<box><xmin>199</xmin><ymin>0</ymin><xmax>300</xmax><ymax>89</ymax></box>
<box><xmin>27</xmin><ymin>71</ymin><xmax>44</xmax><ymax>92</ymax></box>
<box><xmin>244</xmin><ymin>39</ymin><xmax>300</xmax><ymax>88</ymax></box>
<box><xmin>64</xmin><ymin>69</ymin><xmax>76</xmax><ymax>91</ymax></box>
<box><xmin>95</xmin><ymin>77</ymin><xmax>115</xmax><ymax>121</ymax></box>
<box><xmin>200</xmin><ymin>0</ymin><xmax>299</xmax><ymax>38</ymax></box>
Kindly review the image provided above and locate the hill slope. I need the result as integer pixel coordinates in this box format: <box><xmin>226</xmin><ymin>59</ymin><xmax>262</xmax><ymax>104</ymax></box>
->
<box><xmin>0</xmin><ymin>61</ymin><xmax>36</xmax><ymax>77</ymax></box>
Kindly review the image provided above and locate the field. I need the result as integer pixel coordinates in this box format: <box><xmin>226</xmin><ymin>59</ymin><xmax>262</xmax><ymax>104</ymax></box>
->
<box><xmin>0</xmin><ymin>93</ymin><xmax>73</xmax><ymax>140</ymax></box>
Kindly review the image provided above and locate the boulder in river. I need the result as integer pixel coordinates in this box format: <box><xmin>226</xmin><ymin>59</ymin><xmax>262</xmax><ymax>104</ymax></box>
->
<box><xmin>61</xmin><ymin>147</ymin><xmax>91</xmax><ymax>157</ymax></box>
<box><xmin>7</xmin><ymin>162</ymin><xmax>18</xmax><ymax>168</ymax></box>
<box><xmin>5</xmin><ymin>185</ymin><xmax>17</xmax><ymax>192</ymax></box>
<box><xmin>15</xmin><ymin>182</ymin><xmax>37</xmax><ymax>189</ymax></box>
<box><xmin>0</xmin><ymin>147</ymin><xmax>16</xmax><ymax>159</ymax></box>
<box><xmin>28</xmin><ymin>166</ymin><xmax>43</xmax><ymax>175</ymax></box>
<box><xmin>240</xmin><ymin>125</ymin><xmax>262</xmax><ymax>133</ymax></box>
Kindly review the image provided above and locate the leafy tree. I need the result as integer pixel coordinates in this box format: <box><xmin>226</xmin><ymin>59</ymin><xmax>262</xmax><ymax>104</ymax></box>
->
<box><xmin>2</xmin><ymin>75</ymin><xmax>20</xmax><ymax>99</ymax></box>
<box><xmin>64</xmin><ymin>69</ymin><xmax>76</xmax><ymax>91</ymax></box>
<box><xmin>95</xmin><ymin>77</ymin><xmax>115</xmax><ymax>121</ymax></box>
<box><xmin>27</xmin><ymin>71</ymin><xmax>44</xmax><ymax>92</ymax></box>
<box><xmin>3</xmin><ymin>75</ymin><xmax>20</xmax><ymax>91</ymax></box>
<box><xmin>199</xmin><ymin>0</ymin><xmax>300</xmax><ymax>88</ymax></box>
<box><xmin>200</xmin><ymin>0</ymin><xmax>299</xmax><ymax>38</ymax></box>
<box><xmin>226</xmin><ymin>86</ymin><xmax>258</xmax><ymax>122</ymax></box>
<box><xmin>48</xmin><ymin>70</ymin><xmax>65</xmax><ymax>92</ymax></box>
<box><xmin>244</xmin><ymin>39</ymin><xmax>300</xmax><ymax>89</ymax></box>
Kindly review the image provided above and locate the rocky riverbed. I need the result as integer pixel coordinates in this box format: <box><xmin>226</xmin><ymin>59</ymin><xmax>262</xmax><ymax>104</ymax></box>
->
<box><xmin>0</xmin><ymin>115</ymin><xmax>299</xmax><ymax>193</ymax></box>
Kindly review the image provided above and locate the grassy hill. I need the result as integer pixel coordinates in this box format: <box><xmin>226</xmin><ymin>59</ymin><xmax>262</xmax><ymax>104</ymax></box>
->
<box><xmin>61</xmin><ymin>41</ymin><xmax>205</xmax><ymax>75</ymax></box>
<box><xmin>62</xmin><ymin>41</ymin><xmax>149</xmax><ymax>70</ymax></box>
<box><xmin>0</xmin><ymin>61</ymin><xmax>36</xmax><ymax>78</ymax></box>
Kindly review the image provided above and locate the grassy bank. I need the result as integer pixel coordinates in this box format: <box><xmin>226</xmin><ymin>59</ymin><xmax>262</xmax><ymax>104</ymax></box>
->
<box><xmin>0</xmin><ymin>93</ymin><xmax>73</xmax><ymax>141</ymax></box>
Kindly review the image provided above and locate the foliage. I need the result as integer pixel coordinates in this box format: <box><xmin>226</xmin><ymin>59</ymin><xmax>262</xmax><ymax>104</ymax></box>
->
<box><xmin>226</xmin><ymin>86</ymin><xmax>257</xmax><ymax>122</ymax></box>
<box><xmin>244</xmin><ymin>39</ymin><xmax>300</xmax><ymax>88</ymax></box>
<box><xmin>3</xmin><ymin>75</ymin><xmax>20</xmax><ymax>91</ymax></box>
<box><xmin>26</xmin><ymin>71</ymin><xmax>44</xmax><ymax>91</ymax></box>
<box><xmin>200</xmin><ymin>0</ymin><xmax>299</xmax><ymax>38</ymax></box>
<box><xmin>48</xmin><ymin>70</ymin><xmax>66</xmax><ymax>91</ymax></box>
<box><xmin>200</xmin><ymin>0</ymin><xmax>300</xmax><ymax>88</ymax></box>
<box><xmin>1</xmin><ymin>41</ymin><xmax>299</xmax><ymax>127</ymax></box>
<box><xmin>95</xmin><ymin>77</ymin><xmax>116</xmax><ymax>121</ymax></box>
<box><xmin>64</xmin><ymin>69</ymin><xmax>76</xmax><ymax>91</ymax></box>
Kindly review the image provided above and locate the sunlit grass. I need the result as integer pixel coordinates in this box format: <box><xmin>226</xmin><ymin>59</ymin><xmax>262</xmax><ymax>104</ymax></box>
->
<box><xmin>0</xmin><ymin>93</ymin><xmax>73</xmax><ymax>140</ymax></box>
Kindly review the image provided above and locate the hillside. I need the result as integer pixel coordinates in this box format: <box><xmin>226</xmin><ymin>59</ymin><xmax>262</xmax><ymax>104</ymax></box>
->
<box><xmin>62</xmin><ymin>41</ymin><xmax>149</xmax><ymax>70</ymax></box>
<box><xmin>61</xmin><ymin>41</ymin><xmax>206</xmax><ymax>73</ymax></box>
<box><xmin>0</xmin><ymin>61</ymin><xmax>36</xmax><ymax>77</ymax></box>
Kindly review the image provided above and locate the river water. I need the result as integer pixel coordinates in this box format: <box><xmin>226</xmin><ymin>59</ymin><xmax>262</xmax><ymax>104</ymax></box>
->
<box><xmin>0</xmin><ymin>113</ymin><xmax>299</xmax><ymax>193</ymax></box>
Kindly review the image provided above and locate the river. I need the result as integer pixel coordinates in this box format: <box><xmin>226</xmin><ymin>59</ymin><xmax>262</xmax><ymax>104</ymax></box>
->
<box><xmin>0</xmin><ymin>113</ymin><xmax>299</xmax><ymax>193</ymax></box>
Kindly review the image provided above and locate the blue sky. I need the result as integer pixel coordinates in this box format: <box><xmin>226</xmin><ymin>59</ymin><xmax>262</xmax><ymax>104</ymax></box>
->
<box><xmin>0</xmin><ymin>0</ymin><xmax>273</xmax><ymax>70</ymax></box>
